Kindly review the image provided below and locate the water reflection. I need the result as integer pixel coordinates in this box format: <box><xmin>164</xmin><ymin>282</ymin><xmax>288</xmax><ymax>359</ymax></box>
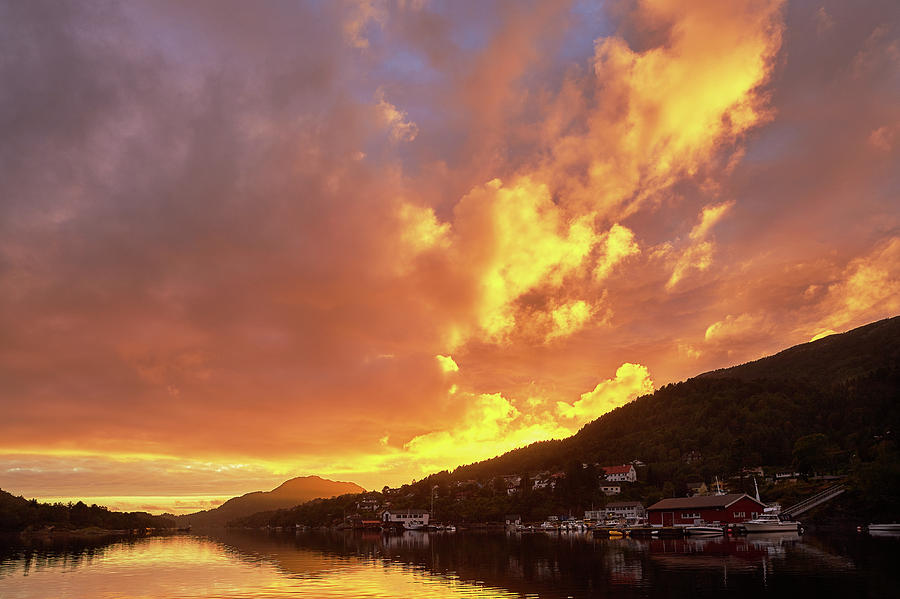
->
<box><xmin>1</xmin><ymin>529</ymin><xmax>898</xmax><ymax>598</ymax></box>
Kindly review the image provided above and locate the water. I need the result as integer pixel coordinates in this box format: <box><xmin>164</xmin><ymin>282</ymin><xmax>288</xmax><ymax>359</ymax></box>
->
<box><xmin>1</xmin><ymin>529</ymin><xmax>898</xmax><ymax>598</ymax></box>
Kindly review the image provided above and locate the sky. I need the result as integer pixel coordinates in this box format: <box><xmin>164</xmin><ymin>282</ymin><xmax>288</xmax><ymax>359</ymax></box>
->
<box><xmin>1</xmin><ymin>0</ymin><xmax>898</xmax><ymax>515</ymax></box>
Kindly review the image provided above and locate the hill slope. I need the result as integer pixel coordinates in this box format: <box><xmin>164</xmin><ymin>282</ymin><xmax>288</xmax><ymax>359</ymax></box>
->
<box><xmin>177</xmin><ymin>476</ymin><xmax>365</xmax><ymax>527</ymax></box>
<box><xmin>450</xmin><ymin>316</ymin><xmax>900</xmax><ymax>481</ymax></box>
<box><xmin>700</xmin><ymin>316</ymin><xmax>900</xmax><ymax>384</ymax></box>
<box><xmin>0</xmin><ymin>489</ymin><xmax>175</xmax><ymax>532</ymax></box>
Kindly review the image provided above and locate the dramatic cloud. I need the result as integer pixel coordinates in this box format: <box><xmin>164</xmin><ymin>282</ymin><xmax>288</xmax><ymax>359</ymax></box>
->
<box><xmin>1</xmin><ymin>0</ymin><xmax>897</xmax><ymax>511</ymax></box>
<box><xmin>557</xmin><ymin>363</ymin><xmax>655</xmax><ymax>423</ymax></box>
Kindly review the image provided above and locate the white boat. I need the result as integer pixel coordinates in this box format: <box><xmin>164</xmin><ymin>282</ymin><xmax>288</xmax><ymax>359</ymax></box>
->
<box><xmin>403</xmin><ymin>520</ymin><xmax>427</xmax><ymax>530</ymax></box>
<box><xmin>743</xmin><ymin>505</ymin><xmax>800</xmax><ymax>533</ymax></box>
<box><xmin>685</xmin><ymin>525</ymin><xmax>724</xmax><ymax>536</ymax></box>
<box><xmin>868</xmin><ymin>523</ymin><xmax>900</xmax><ymax>531</ymax></box>
<box><xmin>868</xmin><ymin>523</ymin><xmax>900</xmax><ymax>533</ymax></box>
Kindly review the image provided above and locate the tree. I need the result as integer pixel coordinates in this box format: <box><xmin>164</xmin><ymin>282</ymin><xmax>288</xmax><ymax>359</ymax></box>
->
<box><xmin>792</xmin><ymin>433</ymin><xmax>829</xmax><ymax>476</ymax></box>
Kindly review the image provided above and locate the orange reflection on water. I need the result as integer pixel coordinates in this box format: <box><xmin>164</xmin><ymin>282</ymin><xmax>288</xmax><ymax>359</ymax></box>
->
<box><xmin>0</xmin><ymin>536</ymin><xmax>519</xmax><ymax>599</ymax></box>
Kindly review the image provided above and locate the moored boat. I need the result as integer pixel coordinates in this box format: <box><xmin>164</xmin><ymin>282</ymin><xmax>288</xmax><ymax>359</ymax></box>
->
<box><xmin>743</xmin><ymin>505</ymin><xmax>800</xmax><ymax>533</ymax></box>
<box><xmin>868</xmin><ymin>523</ymin><xmax>900</xmax><ymax>535</ymax></box>
<box><xmin>684</xmin><ymin>525</ymin><xmax>725</xmax><ymax>536</ymax></box>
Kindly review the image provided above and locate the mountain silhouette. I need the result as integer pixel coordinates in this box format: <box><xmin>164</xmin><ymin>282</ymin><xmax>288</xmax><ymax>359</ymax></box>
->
<box><xmin>176</xmin><ymin>475</ymin><xmax>365</xmax><ymax>527</ymax></box>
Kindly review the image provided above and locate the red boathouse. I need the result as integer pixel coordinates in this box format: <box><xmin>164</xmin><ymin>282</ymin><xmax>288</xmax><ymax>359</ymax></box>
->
<box><xmin>646</xmin><ymin>494</ymin><xmax>766</xmax><ymax>526</ymax></box>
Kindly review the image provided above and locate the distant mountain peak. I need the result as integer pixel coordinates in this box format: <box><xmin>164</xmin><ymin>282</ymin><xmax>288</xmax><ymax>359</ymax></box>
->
<box><xmin>178</xmin><ymin>475</ymin><xmax>365</xmax><ymax>527</ymax></box>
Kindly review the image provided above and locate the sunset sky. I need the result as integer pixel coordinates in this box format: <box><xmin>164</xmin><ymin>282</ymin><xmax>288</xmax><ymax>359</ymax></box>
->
<box><xmin>1</xmin><ymin>0</ymin><xmax>898</xmax><ymax>514</ymax></box>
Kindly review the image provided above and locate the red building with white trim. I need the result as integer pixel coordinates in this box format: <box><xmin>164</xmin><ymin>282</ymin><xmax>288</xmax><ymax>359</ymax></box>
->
<box><xmin>646</xmin><ymin>494</ymin><xmax>766</xmax><ymax>526</ymax></box>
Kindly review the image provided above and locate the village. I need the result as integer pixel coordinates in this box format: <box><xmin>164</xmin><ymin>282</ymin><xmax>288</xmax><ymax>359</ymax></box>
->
<box><xmin>330</xmin><ymin>461</ymin><xmax>846</xmax><ymax>537</ymax></box>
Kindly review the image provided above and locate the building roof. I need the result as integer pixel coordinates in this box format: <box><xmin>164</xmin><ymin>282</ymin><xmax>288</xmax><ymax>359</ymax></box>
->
<box><xmin>602</xmin><ymin>465</ymin><xmax>634</xmax><ymax>474</ymax></box>
<box><xmin>646</xmin><ymin>494</ymin><xmax>764</xmax><ymax>511</ymax></box>
<box><xmin>606</xmin><ymin>501</ymin><xmax>644</xmax><ymax>508</ymax></box>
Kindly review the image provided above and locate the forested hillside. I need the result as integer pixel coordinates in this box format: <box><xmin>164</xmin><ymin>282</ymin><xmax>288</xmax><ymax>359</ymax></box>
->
<box><xmin>0</xmin><ymin>490</ymin><xmax>175</xmax><ymax>532</ymax></box>
<box><xmin>452</xmin><ymin>316</ymin><xmax>900</xmax><ymax>481</ymax></box>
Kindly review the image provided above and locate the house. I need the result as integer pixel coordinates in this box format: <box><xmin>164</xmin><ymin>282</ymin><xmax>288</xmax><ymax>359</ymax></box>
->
<box><xmin>686</xmin><ymin>481</ymin><xmax>708</xmax><ymax>496</ymax></box>
<box><xmin>532</xmin><ymin>477</ymin><xmax>551</xmax><ymax>490</ymax></box>
<box><xmin>381</xmin><ymin>509</ymin><xmax>430</xmax><ymax>528</ymax></box>
<box><xmin>587</xmin><ymin>502</ymin><xmax>646</xmax><ymax>525</ymax></box>
<box><xmin>646</xmin><ymin>494</ymin><xmax>766</xmax><ymax>526</ymax></box>
<box><xmin>584</xmin><ymin>510</ymin><xmax>604</xmax><ymax>522</ymax></box>
<box><xmin>601</xmin><ymin>484</ymin><xmax>621</xmax><ymax>495</ymax></box>
<box><xmin>601</xmin><ymin>465</ymin><xmax>637</xmax><ymax>483</ymax></box>
<box><xmin>356</xmin><ymin>498</ymin><xmax>381</xmax><ymax>511</ymax></box>
<box><xmin>532</xmin><ymin>471</ymin><xmax>553</xmax><ymax>490</ymax></box>
<box><xmin>605</xmin><ymin>501</ymin><xmax>646</xmax><ymax>522</ymax></box>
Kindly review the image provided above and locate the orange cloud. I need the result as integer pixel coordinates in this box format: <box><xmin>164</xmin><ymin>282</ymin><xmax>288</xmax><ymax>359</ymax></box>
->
<box><xmin>594</xmin><ymin>224</ymin><xmax>640</xmax><ymax>281</ymax></box>
<box><xmin>665</xmin><ymin>201</ymin><xmax>734</xmax><ymax>289</ymax></box>
<box><xmin>540</xmin><ymin>0</ymin><xmax>784</xmax><ymax>216</ymax></box>
<box><xmin>435</xmin><ymin>354</ymin><xmax>459</xmax><ymax>373</ymax></box>
<box><xmin>818</xmin><ymin>236</ymin><xmax>900</xmax><ymax>329</ymax></box>
<box><xmin>450</xmin><ymin>177</ymin><xmax>598</xmax><ymax>344</ymax></box>
<box><xmin>704</xmin><ymin>313</ymin><xmax>772</xmax><ymax>346</ymax></box>
<box><xmin>556</xmin><ymin>363</ymin><xmax>655</xmax><ymax>424</ymax></box>
<box><xmin>376</xmin><ymin>90</ymin><xmax>419</xmax><ymax>142</ymax></box>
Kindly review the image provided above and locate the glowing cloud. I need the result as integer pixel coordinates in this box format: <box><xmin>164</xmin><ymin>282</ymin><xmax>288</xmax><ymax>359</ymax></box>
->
<box><xmin>556</xmin><ymin>363</ymin><xmax>655</xmax><ymax>425</ymax></box>
<box><xmin>809</xmin><ymin>329</ymin><xmax>837</xmax><ymax>342</ymax></box>
<box><xmin>398</xmin><ymin>203</ymin><xmax>451</xmax><ymax>252</ymax></box>
<box><xmin>666</xmin><ymin>201</ymin><xmax>734</xmax><ymax>289</ymax></box>
<box><xmin>377</xmin><ymin>90</ymin><xmax>419</xmax><ymax>142</ymax></box>
<box><xmin>594</xmin><ymin>224</ymin><xmax>640</xmax><ymax>281</ymax></box>
<box><xmin>397</xmin><ymin>391</ymin><xmax>570</xmax><ymax>478</ymax></box>
<box><xmin>819</xmin><ymin>237</ymin><xmax>900</xmax><ymax>328</ymax></box>
<box><xmin>542</xmin><ymin>0</ymin><xmax>784</xmax><ymax>216</ymax></box>
<box><xmin>435</xmin><ymin>354</ymin><xmax>459</xmax><ymax>373</ymax></box>
<box><xmin>452</xmin><ymin>177</ymin><xmax>597</xmax><ymax>343</ymax></box>
<box><xmin>704</xmin><ymin>312</ymin><xmax>772</xmax><ymax>345</ymax></box>
<box><xmin>546</xmin><ymin>299</ymin><xmax>594</xmax><ymax>342</ymax></box>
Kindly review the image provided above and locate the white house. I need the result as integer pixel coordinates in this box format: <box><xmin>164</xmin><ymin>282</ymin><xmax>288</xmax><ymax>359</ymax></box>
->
<box><xmin>601</xmin><ymin>464</ymin><xmax>637</xmax><ymax>483</ymax></box>
<box><xmin>601</xmin><ymin>485</ymin><xmax>621</xmax><ymax>496</ymax></box>
<box><xmin>382</xmin><ymin>509</ymin><xmax>430</xmax><ymax>529</ymax></box>
<box><xmin>605</xmin><ymin>501</ymin><xmax>645</xmax><ymax>524</ymax></box>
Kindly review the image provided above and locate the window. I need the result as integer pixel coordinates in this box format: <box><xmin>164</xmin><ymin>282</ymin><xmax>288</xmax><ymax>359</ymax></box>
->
<box><xmin>733</xmin><ymin>511</ymin><xmax>745</xmax><ymax>518</ymax></box>
<box><xmin>681</xmin><ymin>512</ymin><xmax>700</xmax><ymax>519</ymax></box>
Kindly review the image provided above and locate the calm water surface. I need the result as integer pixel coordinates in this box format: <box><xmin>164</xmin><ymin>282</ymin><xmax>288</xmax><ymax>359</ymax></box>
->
<box><xmin>1</xmin><ymin>529</ymin><xmax>898</xmax><ymax>598</ymax></box>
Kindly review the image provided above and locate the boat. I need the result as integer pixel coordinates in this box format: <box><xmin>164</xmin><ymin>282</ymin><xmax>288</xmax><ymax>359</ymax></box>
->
<box><xmin>685</xmin><ymin>525</ymin><xmax>725</xmax><ymax>536</ymax></box>
<box><xmin>743</xmin><ymin>505</ymin><xmax>800</xmax><ymax>533</ymax></box>
<box><xmin>403</xmin><ymin>520</ymin><xmax>427</xmax><ymax>530</ymax></box>
<box><xmin>868</xmin><ymin>523</ymin><xmax>900</xmax><ymax>532</ymax></box>
<box><xmin>868</xmin><ymin>523</ymin><xmax>900</xmax><ymax>537</ymax></box>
